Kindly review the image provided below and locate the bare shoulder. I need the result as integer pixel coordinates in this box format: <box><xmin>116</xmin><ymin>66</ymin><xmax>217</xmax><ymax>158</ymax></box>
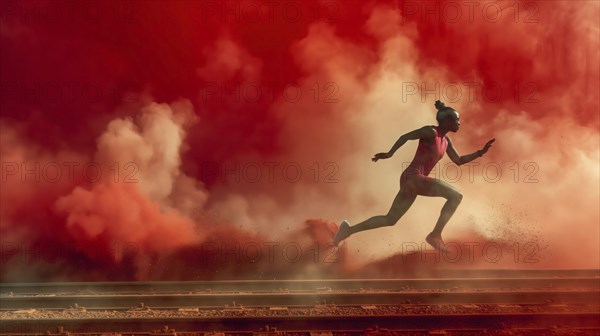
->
<box><xmin>403</xmin><ymin>125</ymin><xmax>436</xmax><ymax>141</ymax></box>
<box><xmin>419</xmin><ymin>125</ymin><xmax>437</xmax><ymax>140</ymax></box>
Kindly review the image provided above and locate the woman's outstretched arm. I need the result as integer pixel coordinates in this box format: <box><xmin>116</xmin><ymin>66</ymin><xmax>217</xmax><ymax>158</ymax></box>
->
<box><xmin>446</xmin><ymin>137</ymin><xmax>495</xmax><ymax>165</ymax></box>
<box><xmin>373</xmin><ymin>126</ymin><xmax>436</xmax><ymax>162</ymax></box>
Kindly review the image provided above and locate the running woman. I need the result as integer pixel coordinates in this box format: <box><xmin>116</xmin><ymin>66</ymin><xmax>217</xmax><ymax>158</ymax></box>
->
<box><xmin>332</xmin><ymin>100</ymin><xmax>495</xmax><ymax>252</ymax></box>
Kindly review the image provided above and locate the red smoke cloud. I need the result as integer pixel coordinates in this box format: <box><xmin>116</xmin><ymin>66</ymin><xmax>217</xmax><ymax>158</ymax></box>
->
<box><xmin>1</xmin><ymin>0</ymin><xmax>598</xmax><ymax>281</ymax></box>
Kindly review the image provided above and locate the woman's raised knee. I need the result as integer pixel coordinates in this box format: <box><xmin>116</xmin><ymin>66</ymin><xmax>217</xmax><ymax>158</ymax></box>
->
<box><xmin>451</xmin><ymin>192</ymin><xmax>463</xmax><ymax>203</ymax></box>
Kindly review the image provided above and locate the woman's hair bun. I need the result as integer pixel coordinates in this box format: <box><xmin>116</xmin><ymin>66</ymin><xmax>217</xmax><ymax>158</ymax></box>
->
<box><xmin>435</xmin><ymin>100</ymin><xmax>446</xmax><ymax>111</ymax></box>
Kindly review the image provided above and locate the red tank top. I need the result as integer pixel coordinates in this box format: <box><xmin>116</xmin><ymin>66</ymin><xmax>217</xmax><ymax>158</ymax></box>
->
<box><xmin>405</xmin><ymin>126</ymin><xmax>448</xmax><ymax>176</ymax></box>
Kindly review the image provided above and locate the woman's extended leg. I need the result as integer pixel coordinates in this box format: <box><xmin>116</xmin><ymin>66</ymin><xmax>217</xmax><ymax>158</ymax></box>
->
<box><xmin>348</xmin><ymin>189</ymin><xmax>417</xmax><ymax>234</ymax></box>
<box><xmin>333</xmin><ymin>188</ymin><xmax>417</xmax><ymax>246</ymax></box>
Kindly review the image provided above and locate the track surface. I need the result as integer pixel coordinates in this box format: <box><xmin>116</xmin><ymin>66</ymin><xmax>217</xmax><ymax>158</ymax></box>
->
<box><xmin>1</xmin><ymin>269</ymin><xmax>599</xmax><ymax>334</ymax></box>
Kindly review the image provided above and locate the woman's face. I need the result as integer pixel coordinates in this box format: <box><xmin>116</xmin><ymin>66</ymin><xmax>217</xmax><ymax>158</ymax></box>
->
<box><xmin>446</xmin><ymin>111</ymin><xmax>460</xmax><ymax>132</ymax></box>
<box><xmin>442</xmin><ymin>111</ymin><xmax>460</xmax><ymax>132</ymax></box>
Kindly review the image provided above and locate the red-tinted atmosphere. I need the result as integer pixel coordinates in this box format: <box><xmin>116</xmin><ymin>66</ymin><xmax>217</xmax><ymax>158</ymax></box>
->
<box><xmin>1</xmin><ymin>0</ymin><xmax>598</xmax><ymax>281</ymax></box>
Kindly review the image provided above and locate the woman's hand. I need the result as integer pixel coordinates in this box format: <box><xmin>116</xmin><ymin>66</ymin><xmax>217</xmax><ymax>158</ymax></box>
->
<box><xmin>480</xmin><ymin>138</ymin><xmax>495</xmax><ymax>155</ymax></box>
<box><xmin>372</xmin><ymin>152</ymin><xmax>392</xmax><ymax>162</ymax></box>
